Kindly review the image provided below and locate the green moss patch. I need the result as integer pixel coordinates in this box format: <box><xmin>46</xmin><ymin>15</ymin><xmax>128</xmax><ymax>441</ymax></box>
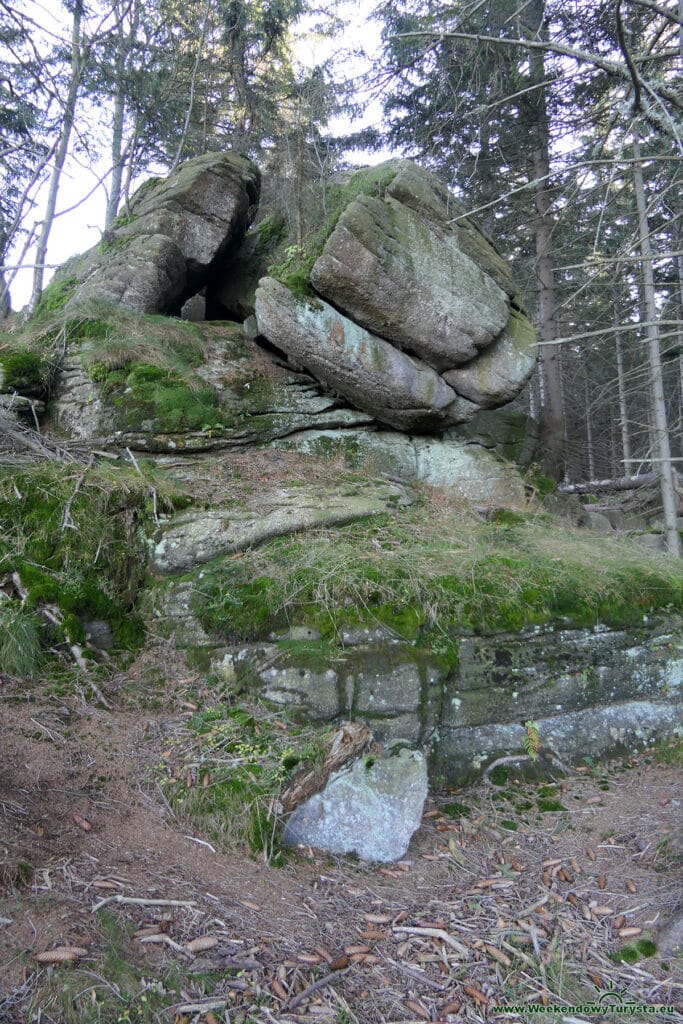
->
<box><xmin>0</xmin><ymin>460</ymin><xmax>185</xmax><ymax>662</ymax></box>
<box><xmin>0</xmin><ymin>349</ymin><xmax>49</xmax><ymax>395</ymax></box>
<box><xmin>31</xmin><ymin>274</ymin><xmax>79</xmax><ymax>319</ymax></box>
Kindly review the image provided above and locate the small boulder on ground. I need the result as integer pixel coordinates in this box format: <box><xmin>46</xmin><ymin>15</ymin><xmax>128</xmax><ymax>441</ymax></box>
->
<box><xmin>282</xmin><ymin>742</ymin><xmax>428</xmax><ymax>863</ymax></box>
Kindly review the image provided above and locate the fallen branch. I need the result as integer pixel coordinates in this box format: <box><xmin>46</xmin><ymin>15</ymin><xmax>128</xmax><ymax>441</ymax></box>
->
<box><xmin>391</xmin><ymin>926</ymin><xmax>468</xmax><ymax>957</ymax></box>
<box><xmin>166</xmin><ymin>997</ymin><xmax>229</xmax><ymax>1015</ymax></box>
<box><xmin>559</xmin><ymin>471</ymin><xmax>665</xmax><ymax>494</ymax></box>
<box><xmin>91</xmin><ymin>894</ymin><xmax>196</xmax><ymax>913</ymax></box>
<box><xmin>286</xmin><ymin>966</ymin><xmax>351</xmax><ymax>1010</ymax></box>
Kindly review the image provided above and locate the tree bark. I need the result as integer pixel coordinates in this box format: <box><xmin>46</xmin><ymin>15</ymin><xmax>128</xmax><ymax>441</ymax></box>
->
<box><xmin>632</xmin><ymin>135</ymin><xmax>680</xmax><ymax>555</ymax></box>
<box><xmin>29</xmin><ymin>0</ymin><xmax>84</xmax><ymax>312</ymax></box>
<box><xmin>614</xmin><ymin>313</ymin><xmax>634</xmax><ymax>475</ymax></box>
<box><xmin>524</xmin><ymin>0</ymin><xmax>565</xmax><ymax>479</ymax></box>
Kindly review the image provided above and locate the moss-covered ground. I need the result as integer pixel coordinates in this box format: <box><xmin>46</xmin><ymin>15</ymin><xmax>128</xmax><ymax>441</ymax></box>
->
<box><xmin>0</xmin><ymin>459</ymin><xmax>187</xmax><ymax>668</ymax></box>
<box><xmin>188</xmin><ymin>491</ymin><xmax>683</xmax><ymax>647</ymax></box>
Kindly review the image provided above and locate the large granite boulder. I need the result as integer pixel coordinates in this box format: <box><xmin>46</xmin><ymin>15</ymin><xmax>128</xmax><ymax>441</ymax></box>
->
<box><xmin>255</xmin><ymin>160</ymin><xmax>536</xmax><ymax>432</ymax></box>
<box><xmin>255</xmin><ymin>278</ymin><xmax>477</xmax><ymax>432</ymax></box>
<box><xmin>54</xmin><ymin>152</ymin><xmax>260</xmax><ymax>316</ymax></box>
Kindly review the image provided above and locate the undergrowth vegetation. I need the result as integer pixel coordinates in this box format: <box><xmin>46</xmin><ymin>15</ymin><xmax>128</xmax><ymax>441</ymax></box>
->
<box><xmin>0</xmin><ymin>459</ymin><xmax>185</xmax><ymax>667</ymax></box>
<box><xmin>156</xmin><ymin>700</ymin><xmax>329</xmax><ymax>865</ymax></box>
<box><xmin>192</xmin><ymin>496</ymin><xmax>683</xmax><ymax>645</ymax></box>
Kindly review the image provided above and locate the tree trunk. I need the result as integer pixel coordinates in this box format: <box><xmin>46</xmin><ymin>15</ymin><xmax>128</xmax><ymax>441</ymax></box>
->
<box><xmin>559</xmin><ymin>471</ymin><xmax>662</xmax><ymax>494</ymax></box>
<box><xmin>584</xmin><ymin>372</ymin><xmax>595</xmax><ymax>479</ymax></box>
<box><xmin>524</xmin><ymin>1</ymin><xmax>565</xmax><ymax>479</ymax></box>
<box><xmin>105</xmin><ymin>7</ymin><xmax>130</xmax><ymax>229</ymax></box>
<box><xmin>632</xmin><ymin>136</ymin><xmax>680</xmax><ymax>555</ymax></box>
<box><xmin>614</xmin><ymin>315</ymin><xmax>634</xmax><ymax>475</ymax></box>
<box><xmin>29</xmin><ymin>0</ymin><xmax>84</xmax><ymax>312</ymax></box>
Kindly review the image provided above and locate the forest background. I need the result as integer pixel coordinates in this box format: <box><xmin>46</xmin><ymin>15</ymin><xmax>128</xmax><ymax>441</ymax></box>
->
<box><xmin>1</xmin><ymin>0</ymin><xmax>682</xmax><ymax>512</ymax></box>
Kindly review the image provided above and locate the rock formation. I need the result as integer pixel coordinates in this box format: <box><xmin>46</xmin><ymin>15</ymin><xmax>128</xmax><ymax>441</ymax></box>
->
<box><xmin>255</xmin><ymin>160</ymin><xmax>537</xmax><ymax>431</ymax></box>
<box><xmin>51</xmin><ymin>152</ymin><xmax>260</xmax><ymax>316</ymax></box>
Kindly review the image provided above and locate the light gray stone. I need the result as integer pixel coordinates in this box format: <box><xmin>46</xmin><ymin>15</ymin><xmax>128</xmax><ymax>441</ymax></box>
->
<box><xmin>657</xmin><ymin>908</ymin><xmax>683</xmax><ymax>958</ymax></box>
<box><xmin>255</xmin><ymin>277</ymin><xmax>476</xmax><ymax>432</ymax></box>
<box><xmin>272</xmin><ymin>428</ymin><xmax>526</xmax><ymax>505</ymax></box>
<box><xmin>261</xmin><ymin>665</ymin><xmax>339</xmax><ymax>720</ymax></box>
<box><xmin>150</xmin><ymin>479</ymin><xmax>412</xmax><ymax>574</ymax></box>
<box><xmin>282</xmin><ymin>744</ymin><xmax>428</xmax><ymax>862</ymax></box>
<box><xmin>579</xmin><ymin>509</ymin><xmax>614</xmax><ymax>533</ymax></box>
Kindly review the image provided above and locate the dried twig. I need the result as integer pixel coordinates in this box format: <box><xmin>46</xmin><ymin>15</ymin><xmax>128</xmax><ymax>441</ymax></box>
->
<box><xmin>61</xmin><ymin>454</ymin><xmax>94</xmax><ymax>530</ymax></box>
<box><xmin>392</xmin><ymin>926</ymin><xmax>468</xmax><ymax>956</ymax></box>
<box><xmin>91</xmin><ymin>894</ymin><xmax>197</xmax><ymax>913</ymax></box>
<box><xmin>286</xmin><ymin>966</ymin><xmax>351</xmax><ymax>1010</ymax></box>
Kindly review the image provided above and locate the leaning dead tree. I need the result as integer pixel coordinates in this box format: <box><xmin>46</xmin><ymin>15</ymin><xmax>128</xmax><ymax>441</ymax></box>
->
<box><xmin>558</xmin><ymin>470</ymin><xmax>680</xmax><ymax>495</ymax></box>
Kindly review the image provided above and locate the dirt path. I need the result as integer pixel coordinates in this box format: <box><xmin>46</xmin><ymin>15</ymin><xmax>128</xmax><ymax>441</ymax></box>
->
<box><xmin>1</xmin><ymin>655</ymin><xmax>681</xmax><ymax>1024</ymax></box>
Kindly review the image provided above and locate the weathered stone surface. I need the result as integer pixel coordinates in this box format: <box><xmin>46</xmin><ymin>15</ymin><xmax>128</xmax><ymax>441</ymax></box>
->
<box><xmin>445</xmin><ymin>624</ymin><xmax>683</xmax><ymax>727</ymax></box>
<box><xmin>579</xmin><ymin>509</ymin><xmax>614</xmax><ymax>533</ymax></box>
<box><xmin>282</xmin><ymin>744</ymin><xmax>428</xmax><ymax>862</ymax></box>
<box><xmin>150</xmin><ymin>479</ymin><xmax>412</xmax><ymax>573</ymax></box>
<box><xmin>261</xmin><ymin>664</ymin><xmax>340</xmax><ymax>720</ymax></box>
<box><xmin>435</xmin><ymin>699</ymin><xmax>682</xmax><ymax>783</ymax></box>
<box><xmin>67</xmin><ymin>234</ymin><xmax>187</xmax><ymax>314</ymax></box>
<box><xmin>657</xmin><ymin>908</ymin><xmax>683</xmax><ymax>958</ymax></box>
<box><xmin>442</xmin><ymin>308</ymin><xmax>537</xmax><ymax>408</ymax></box>
<box><xmin>62</xmin><ymin>152</ymin><xmax>260</xmax><ymax>315</ymax></box>
<box><xmin>272</xmin><ymin>428</ymin><xmax>526</xmax><ymax>504</ymax></box>
<box><xmin>436</xmin><ymin>620</ymin><xmax>683</xmax><ymax>783</ymax></box>
<box><xmin>255</xmin><ymin>162</ymin><xmax>537</xmax><ymax>430</ymax></box>
<box><xmin>255</xmin><ymin>278</ymin><xmax>476</xmax><ymax>432</ymax></box>
<box><xmin>310</xmin><ymin>186</ymin><xmax>510</xmax><ymax>370</ymax></box>
<box><xmin>49</xmin><ymin>355</ymin><xmax>117</xmax><ymax>438</ymax></box>
<box><xmin>456</xmin><ymin>408</ymin><xmax>539</xmax><ymax>466</ymax></box>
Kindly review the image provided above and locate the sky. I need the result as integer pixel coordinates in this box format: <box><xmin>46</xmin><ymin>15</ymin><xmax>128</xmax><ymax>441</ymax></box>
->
<box><xmin>7</xmin><ymin>0</ymin><xmax>385</xmax><ymax>311</ymax></box>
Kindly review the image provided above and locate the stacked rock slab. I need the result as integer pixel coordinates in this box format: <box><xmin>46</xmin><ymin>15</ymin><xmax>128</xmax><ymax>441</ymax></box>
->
<box><xmin>255</xmin><ymin>160</ymin><xmax>536</xmax><ymax>432</ymax></box>
<box><xmin>55</xmin><ymin>152</ymin><xmax>261</xmax><ymax>315</ymax></box>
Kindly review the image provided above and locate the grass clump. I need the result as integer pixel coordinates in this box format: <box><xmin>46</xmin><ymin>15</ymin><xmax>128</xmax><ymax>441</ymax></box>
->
<box><xmin>157</xmin><ymin>702</ymin><xmax>328</xmax><ymax>864</ymax></box>
<box><xmin>191</xmin><ymin>495</ymin><xmax>683</xmax><ymax>645</ymax></box>
<box><xmin>0</xmin><ymin>604</ymin><xmax>44</xmax><ymax>677</ymax></box>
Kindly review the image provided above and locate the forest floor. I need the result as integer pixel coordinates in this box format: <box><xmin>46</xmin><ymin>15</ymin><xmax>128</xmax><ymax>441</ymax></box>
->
<box><xmin>0</xmin><ymin>644</ymin><xmax>681</xmax><ymax>1024</ymax></box>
